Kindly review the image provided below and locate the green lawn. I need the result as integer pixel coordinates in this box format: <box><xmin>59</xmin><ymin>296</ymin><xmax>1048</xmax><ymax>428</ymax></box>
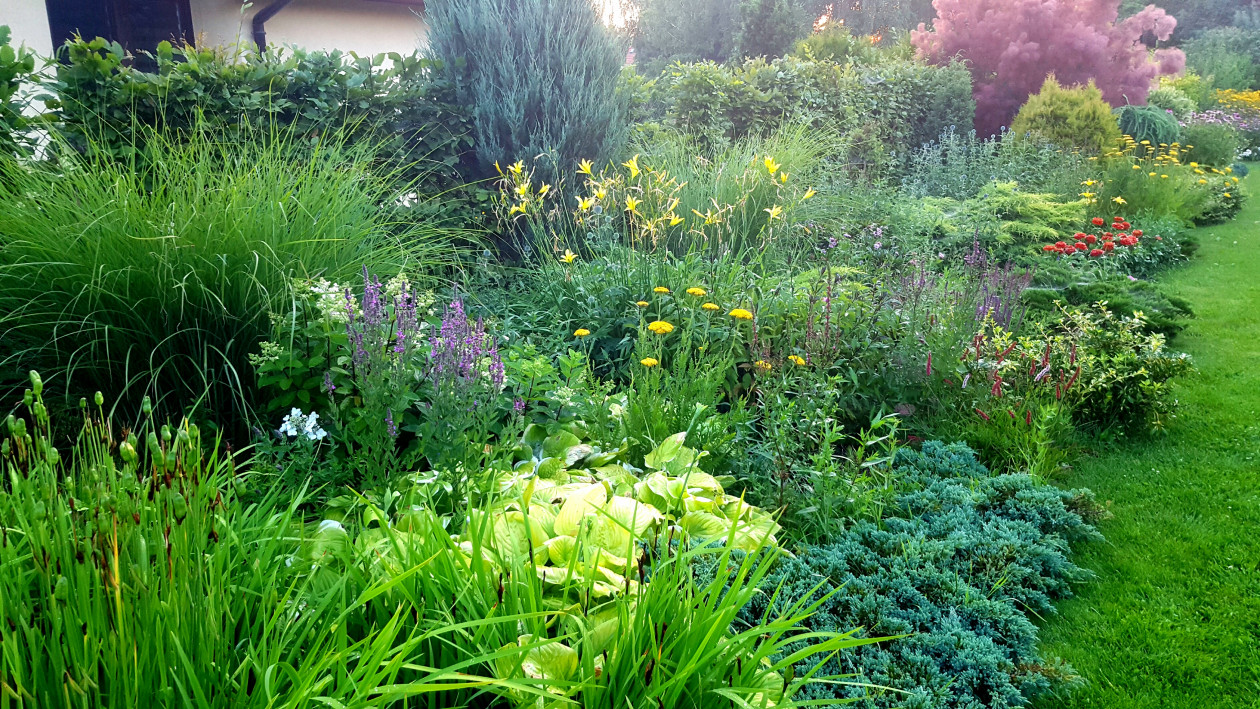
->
<box><xmin>1036</xmin><ymin>172</ymin><xmax>1260</xmax><ymax>708</ymax></box>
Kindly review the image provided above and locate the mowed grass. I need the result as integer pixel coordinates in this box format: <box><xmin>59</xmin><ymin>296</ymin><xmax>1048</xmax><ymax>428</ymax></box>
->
<box><xmin>1036</xmin><ymin>171</ymin><xmax>1260</xmax><ymax>708</ymax></box>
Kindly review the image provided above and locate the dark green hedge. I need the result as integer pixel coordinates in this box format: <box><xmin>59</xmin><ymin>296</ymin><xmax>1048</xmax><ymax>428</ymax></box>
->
<box><xmin>635</xmin><ymin>55</ymin><xmax>974</xmax><ymax>155</ymax></box>
<box><xmin>45</xmin><ymin>38</ymin><xmax>476</xmax><ymax>204</ymax></box>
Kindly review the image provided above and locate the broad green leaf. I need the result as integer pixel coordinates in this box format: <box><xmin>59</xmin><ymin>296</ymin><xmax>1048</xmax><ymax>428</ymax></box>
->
<box><xmin>553</xmin><ymin>483</ymin><xmax>608</xmax><ymax>537</ymax></box>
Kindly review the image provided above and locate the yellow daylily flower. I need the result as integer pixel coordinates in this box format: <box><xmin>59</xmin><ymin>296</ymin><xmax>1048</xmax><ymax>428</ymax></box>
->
<box><xmin>668</xmin><ymin>213</ymin><xmax>684</xmax><ymax>226</ymax></box>
<box><xmin>577</xmin><ymin>159</ymin><xmax>594</xmax><ymax>176</ymax></box>
<box><xmin>764</xmin><ymin>205</ymin><xmax>783</xmax><ymax>220</ymax></box>
<box><xmin>538</xmin><ymin>184</ymin><xmax>551</xmax><ymax>197</ymax></box>
<box><xmin>560</xmin><ymin>249</ymin><xmax>578</xmax><ymax>264</ymax></box>
<box><xmin>764</xmin><ymin>156</ymin><xmax>780</xmax><ymax>175</ymax></box>
<box><xmin>509</xmin><ymin>161</ymin><xmax>524</xmax><ymax>175</ymax></box>
<box><xmin>803</xmin><ymin>188</ymin><xmax>816</xmax><ymax>200</ymax></box>
<box><xmin>1112</xmin><ymin>196</ymin><xmax>1127</xmax><ymax>205</ymax></box>
<box><xmin>625</xmin><ymin>197</ymin><xmax>640</xmax><ymax>214</ymax></box>
<box><xmin>623</xmin><ymin>155</ymin><xmax>641</xmax><ymax>179</ymax></box>
<box><xmin>576</xmin><ymin>196</ymin><xmax>595</xmax><ymax>211</ymax></box>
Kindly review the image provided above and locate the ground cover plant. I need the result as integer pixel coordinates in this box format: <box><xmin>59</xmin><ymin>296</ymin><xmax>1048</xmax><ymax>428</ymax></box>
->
<box><xmin>1</xmin><ymin>1</ymin><xmax>1255</xmax><ymax>707</ymax></box>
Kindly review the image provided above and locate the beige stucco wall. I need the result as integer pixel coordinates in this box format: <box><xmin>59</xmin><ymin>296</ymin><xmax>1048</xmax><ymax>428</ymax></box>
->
<box><xmin>191</xmin><ymin>0</ymin><xmax>428</xmax><ymax>57</ymax></box>
<box><xmin>4</xmin><ymin>0</ymin><xmax>55</xmax><ymax>57</ymax></box>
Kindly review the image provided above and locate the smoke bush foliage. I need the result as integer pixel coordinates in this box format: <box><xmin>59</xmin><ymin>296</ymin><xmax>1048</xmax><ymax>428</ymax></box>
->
<box><xmin>729</xmin><ymin>441</ymin><xmax>1102</xmax><ymax>707</ymax></box>
<box><xmin>912</xmin><ymin>0</ymin><xmax>1186</xmax><ymax>136</ymax></box>
<box><xmin>426</xmin><ymin>0</ymin><xmax>628</xmax><ymax>182</ymax></box>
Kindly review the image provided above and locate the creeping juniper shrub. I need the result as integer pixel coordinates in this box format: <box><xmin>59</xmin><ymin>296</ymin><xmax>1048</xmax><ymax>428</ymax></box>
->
<box><xmin>724</xmin><ymin>441</ymin><xmax>1101</xmax><ymax>708</ymax></box>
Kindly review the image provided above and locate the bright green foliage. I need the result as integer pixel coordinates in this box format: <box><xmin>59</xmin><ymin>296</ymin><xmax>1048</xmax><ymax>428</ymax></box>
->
<box><xmin>479</xmin><ymin>427</ymin><xmax>781</xmax><ymax>577</ymax></box>
<box><xmin>792</xmin><ymin>26</ymin><xmax>885</xmax><ymax>64</ymax></box>
<box><xmin>1161</xmin><ymin>70</ymin><xmax>1218</xmax><ymax>110</ymax></box>
<box><xmin>426</xmin><ymin>0</ymin><xmax>629</xmax><ymax>183</ymax></box>
<box><xmin>1114</xmin><ymin>104</ymin><xmax>1182</xmax><ymax>146</ymax></box>
<box><xmin>46</xmin><ymin>38</ymin><xmax>476</xmax><ymax>208</ymax></box>
<box><xmin>1146</xmin><ymin>84</ymin><xmax>1197</xmax><ymax>120</ymax></box>
<box><xmin>959</xmin><ymin>180</ymin><xmax>1088</xmax><ymax>250</ymax></box>
<box><xmin>0</xmin><ymin>26</ymin><xmax>37</xmax><ymax>159</ymax></box>
<box><xmin>0</xmin><ymin>127</ymin><xmax>455</xmax><ymax>426</ymax></box>
<box><xmin>1184</xmin><ymin>27</ymin><xmax>1260</xmax><ymax>91</ymax></box>
<box><xmin>1182</xmin><ymin>122</ymin><xmax>1244</xmax><ymax>167</ymax></box>
<box><xmin>1039</xmin><ymin>169</ymin><xmax>1260</xmax><ymax>708</ymax></box>
<box><xmin>1010</xmin><ymin>77</ymin><xmax>1123</xmax><ymax>154</ymax></box>
<box><xmin>734</xmin><ymin>0</ymin><xmax>809</xmax><ymax>59</ymax></box>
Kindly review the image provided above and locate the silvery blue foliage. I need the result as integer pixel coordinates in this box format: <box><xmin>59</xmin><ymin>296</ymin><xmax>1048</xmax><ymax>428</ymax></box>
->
<box><xmin>731</xmin><ymin>441</ymin><xmax>1100</xmax><ymax>707</ymax></box>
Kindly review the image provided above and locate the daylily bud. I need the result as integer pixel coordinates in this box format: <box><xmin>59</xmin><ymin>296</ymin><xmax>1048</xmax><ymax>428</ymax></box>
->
<box><xmin>160</xmin><ymin>425</ymin><xmax>172</xmax><ymax>443</ymax></box>
<box><xmin>94</xmin><ymin>391</ymin><xmax>105</xmax><ymax>407</ymax></box>
<box><xmin>141</xmin><ymin>396</ymin><xmax>152</xmax><ymax>415</ymax></box>
<box><xmin>120</xmin><ymin>441</ymin><xmax>138</xmax><ymax>464</ymax></box>
<box><xmin>28</xmin><ymin>371</ymin><xmax>42</xmax><ymax>396</ymax></box>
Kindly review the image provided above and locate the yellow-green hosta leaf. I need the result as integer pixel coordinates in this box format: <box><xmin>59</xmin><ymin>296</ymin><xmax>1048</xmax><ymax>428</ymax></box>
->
<box><xmin>604</xmin><ymin>495</ymin><xmax>662</xmax><ymax>537</ymax></box>
<box><xmin>493</xmin><ymin>510</ymin><xmax>550</xmax><ymax>557</ymax></box>
<box><xmin>678</xmin><ymin>510</ymin><xmax>731</xmax><ymax>540</ymax></box>
<box><xmin>554</xmin><ymin>483</ymin><xmax>608</xmax><ymax>537</ymax></box>
<box><xmin>643</xmin><ymin>432</ymin><xmax>687</xmax><ymax>469</ymax></box>
<box><xmin>544</xmin><ymin>535</ymin><xmax>578</xmax><ymax>566</ymax></box>
<box><xmin>542</xmin><ymin>431</ymin><xmax>583</xmax><ymax>458</ymax></box>
<box><xmin>527</xmin><ymin>503</ymin><xmax>559</xmax><ymax>536</ymax></box>
<box><xmin>586</xmin><ymin>515</ymin><xmax>633</xmax><ymax>560</ymax></box>
<box><xmin>680</xmin><ymin>471</ymin><xmax>723</xmax><ymax>495</ymax></box>
<box><xmin>536</xmin><ymin>456</ymin><xmax>568</xmax><ymax>481</ymax></box>
<box><xmin>496</xmin><ymin>636</ymin><xmax>579</xmax><ymax>687</ymax></box>
<box><xmin>633</xmin><ymin>472</ymin><xmax>672</xmax><ymax>509</ymax></box>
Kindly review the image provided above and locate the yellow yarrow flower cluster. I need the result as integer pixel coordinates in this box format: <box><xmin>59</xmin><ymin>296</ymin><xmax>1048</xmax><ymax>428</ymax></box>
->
<box><xmin>647</xmin><ymin>320</ymin><xmax>675</xmax><ymax>335</ymax></box>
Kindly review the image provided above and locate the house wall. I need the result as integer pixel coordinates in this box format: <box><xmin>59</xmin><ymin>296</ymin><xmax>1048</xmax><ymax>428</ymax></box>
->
<box><xmin>5</xmin><ymin>0</ymin><xmax>56</xmax><ymax>57</ymax></box>
<box><xmin>190</xmin><ymin>0</ymin><xmax>428</xmax><ymax>56</ymax></box>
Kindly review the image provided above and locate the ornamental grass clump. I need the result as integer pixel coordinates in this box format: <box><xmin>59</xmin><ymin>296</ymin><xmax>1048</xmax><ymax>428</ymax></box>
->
<box><xmin>0</xmin><ymin>125</ymin><xmax>460</xmax><ymax>431</ymax></box>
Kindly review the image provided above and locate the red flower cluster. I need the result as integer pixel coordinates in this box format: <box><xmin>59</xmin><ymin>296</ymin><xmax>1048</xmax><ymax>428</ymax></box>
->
<box><xmin>1042</xmin><ymin>216</ymin><xmax>1143</xmax><ymax>258</ymax></box>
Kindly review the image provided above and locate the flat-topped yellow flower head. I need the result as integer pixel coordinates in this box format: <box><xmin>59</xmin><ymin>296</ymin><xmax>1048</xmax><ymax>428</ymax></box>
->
<box><xmin>647</xmin><ymin>320</ymin><xmax>675</xmax><ymax>335</ymax></box>
<box><xmin>729</xmin><ymin>308</ymin><xmax>753</xmax><ymax>320</ymax></box>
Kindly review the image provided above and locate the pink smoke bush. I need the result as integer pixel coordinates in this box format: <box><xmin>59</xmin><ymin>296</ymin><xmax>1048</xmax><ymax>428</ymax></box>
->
<box><xmin>912</xmin><ymin>1</ymin><xmax>1186</xmax><ymax>136</ymax></box>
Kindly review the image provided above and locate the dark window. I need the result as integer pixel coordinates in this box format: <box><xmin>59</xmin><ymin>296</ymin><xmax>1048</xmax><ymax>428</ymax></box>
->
<box><xmin>45</xmin><ymin>0</ymin><xmax>195</xmax><ymax>69</ymax></box>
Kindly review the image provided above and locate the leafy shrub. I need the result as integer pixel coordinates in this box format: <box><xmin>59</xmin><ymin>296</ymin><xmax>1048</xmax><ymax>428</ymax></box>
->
<box><xmin>729</xmin><ymin>441</ymin><xmax>1101</xmax><ymax>707</ymax></box>
<box><xmin>815</xmin><ymin>0</ymin><xmax>937</xmax><ymax>35</ymax></box>
<box><xmin>1114</xmin><ymin>104</ymin><xmax>1182</xmax><ymax>146</ymax></box>
<box><xmin>1147</xmin><ymin>84</ymin><xmax>1197</xmax><ymax>120</ymax></box>
<box><xmin>735</xmin><ymin>0</ymin><xmax>809</xmax><ymax>59</ymax></box>
<box><xmin>913</xmin><ymin>0</ymin><xmax>1185</xmax><ymax>136</ymax></box>
<box><xmin>901</xmin><ymin>128</ymin><xmax>1090</xmax><ymax>201</ymax></box>
<box><xmin>1010</xmin><ymin>77</ymin><xmax>1122</xmax><ymax>154</ymax></box>
<box><xmin>47</xmin><ymin>38</ymin><xmax>477</xmax><ymax>211</ymax></box>
<box><xmin>0</xmin><ymin>26</ymin><xmax>37</xmax><ymax>159</ymax></box>
<box><xmin>426</xmin><ymin>0</ymin><xmax>629</xmax><ymax>183</ymax></box>
<box><xmin>1161</xmin><ymin>70</ymin><xmax>1218</xmax><ymax>110</ymax></box>
<box><xmin>792</xmin><ymin>25</ymin><xmax>885</xmax><ymax>65</ymax></box>
<box><xmin>0</xmin><ymin>127</ymin><xmax>455</xmax><ymax>428</ymax></box>
<box><xmin>1181</xmin><ymin>121</ymin><xmax>1243</xmax><ymax>166</ymax></box>
<box><xmin>634</xmin><ymin>0</ymin><xmax>741</xmax><ymax>70</ymax></box>
<box><xmin>1024</xmin><ymin>276</ymin><xmax>1194</xmax><ymax>340</ymax></box>
<box><xmin>1185</xmin><ymin>27</ymin><xmax>1260</xmax><ymax>91</ymax></box>
<box><xmin>642</xmin><ymin>55</ymin><xmax>974</xmax><ymax>154</ymax></box>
